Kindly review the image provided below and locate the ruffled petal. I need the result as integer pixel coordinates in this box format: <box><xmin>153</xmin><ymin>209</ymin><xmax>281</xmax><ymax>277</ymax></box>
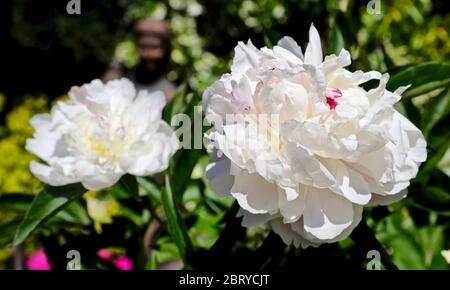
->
<box><xmin>230</xmin><ymin>170</ymin><xmax>279</xmax><ymax>214</ymax></box>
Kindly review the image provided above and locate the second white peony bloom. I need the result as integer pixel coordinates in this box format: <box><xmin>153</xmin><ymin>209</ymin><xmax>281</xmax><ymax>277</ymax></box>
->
<box><xmin>27</xmin><ymin>78</ymin><xmax>179</xmax><ymax>191</ymax></box>
<box><xmin>203</xmin><ymin>25</ymin><xmax>427</xmax><ymax>247</ymax></box>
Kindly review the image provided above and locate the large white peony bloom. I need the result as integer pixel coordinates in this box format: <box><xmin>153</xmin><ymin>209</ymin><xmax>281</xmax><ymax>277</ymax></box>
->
<box><xmin>26</xmin><ymin>78</ymin><xmax>179</xmax><ymax>191</ymax></box>
<box><xmin>203</xmin><ymin>25</ymin><xmax>427</xmax><ymax>248</ymax></box>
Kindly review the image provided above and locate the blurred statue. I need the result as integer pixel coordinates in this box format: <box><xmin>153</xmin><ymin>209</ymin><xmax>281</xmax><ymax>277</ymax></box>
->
<box><xmin>103</xmin><ymin>19</ymin><xmax>176</xmax><ymax>101</ymax></box>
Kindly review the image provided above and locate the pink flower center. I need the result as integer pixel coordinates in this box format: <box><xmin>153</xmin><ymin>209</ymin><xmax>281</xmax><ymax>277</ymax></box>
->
<box><xmin>326</xmin><ymin>88</ymin><xmax>342</xmax><ymax>110</ymax></box>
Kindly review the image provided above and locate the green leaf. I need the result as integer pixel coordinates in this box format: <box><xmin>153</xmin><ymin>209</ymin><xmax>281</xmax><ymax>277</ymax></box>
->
<box><xmin>0</xmin><ymin>220</ymin><xmax>21</xmax><ymax>248</ymax></box>
<box><xmin>0</xmin><ymin>193</ymin><xmax>89</xmax><ymax>226</ymax></box>
<box><xmin>416</xmin><ymin>137</ymin><xmax>450</xmax><ymax>182</ymax></box>
<box><xmin>408</xmin><ymin>185</ymin><xmax>450</xmax><ymax>213</ymax></box>
<box><xmin>418</xmin><ymin>226</ymin><xmax>445</xmax><ymax>268</ymax></box>
<box><xmin>13</xmin><ymin>183</ymin><xmax>87</xmax><ymax>245</ymax></box>
<box><xmin>137</xmin><ymin>177</ymin><xmax>161</xmax><ymax>202</ymax></box>
<box><xmin>421</xmin><ymin>87</ymin><xmax>450</xmax><ymax>137</ymax></box>
<box><xmin>390</xmin><ymin>234</ymin><xmax>426</xmax><ymax>269</ymax></box>
<box><xmin>119</xmin><ymin>174</ymin><xmax>139</xmax><ymax>197</ymax></box>
<box><xmin>161</xmin><ymin>174</ymin><xmax>193</xmax><ymax>269</ymax></box>
<box><xmin>120</xmin><ymin>204</ymin><xmax>144</xmax><ymax>227</ymax></box>
<box><xmin>403</xmin><ymin>79</ymin><xmax>450</xmax><ymax>99</ymax></box>
<box><xmin>56</xmin><ymin>201</ymin><xmax>91</xmax><ymax>226</ymax></box>
<box><xmin>331</xmin><ymin>24</ymin><xmax>344</xmax><ymax>55</ymax></box>
<box><xmin>191</xmin><ymin>203</ymin><xmax>248</xmax><ymax>270</ymax></box>
<box><xmin>170</xmin><ymin>149</ymin><xmax>204</xmax><ymax>203</ymax></box>
<box><xmin>163</xmin><ymin>83</ymin><xmax>187</xmax><ymax>123</ymax></box>
<box><xmin>399</xmin><ymin>98</ymin><xmax>421</xmax><ymax>128</ymax></box>
<box><xmin>169</xmin><ymin>94</ymin><xmax>204</xmax><ymax>202</ymax></box>
<box><xmin>0</xmin><ymin>194</ymin><xmax>34</xmax><ymax>213</ymax></box>
<box><xmin>387</xmin><ymin>62</ymin><xmax>450</xmax><ymax>97</ymax></box>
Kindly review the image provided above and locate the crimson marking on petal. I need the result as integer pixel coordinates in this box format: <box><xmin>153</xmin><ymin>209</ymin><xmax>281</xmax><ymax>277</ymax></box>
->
<box><xmin>326</xmin><ymin>97</ymin><xmax>338</xmax><ymax>110</ymax></box>
<box><xmin>326</xmin><ymin>88</ymin><xmax>342</xmax><ymax>110</ymax></box>
<box><xmin>333</xmin><ymin>88</ymin><xmax>342</xmax><ymax>97</ymax></box>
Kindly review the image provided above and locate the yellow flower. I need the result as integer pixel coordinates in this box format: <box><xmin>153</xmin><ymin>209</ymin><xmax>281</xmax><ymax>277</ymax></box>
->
<box><xmin>84</xmin><ymin>191</ymin><xmax>121</xmax><ymax>233</ymax></box>
<box><xmin>0</xmin><ymin>96</ymin><xmax>48</xmax><ymax>194</ymax></box>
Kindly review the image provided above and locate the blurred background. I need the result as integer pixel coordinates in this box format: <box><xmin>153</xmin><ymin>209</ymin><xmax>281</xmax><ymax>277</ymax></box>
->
<box><xmin>0</xmin><ymin>0</ymin><xmax>449</xmax><ymax>270</ymax></box>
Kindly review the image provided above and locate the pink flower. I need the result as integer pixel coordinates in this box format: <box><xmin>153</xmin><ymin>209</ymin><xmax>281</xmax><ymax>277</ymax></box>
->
<box><xmin>26</xmin><ymin>249</ymin><xmax>52</xmax><ymax>270</ymax></box>
<box><xmin>96</xmin><ymin>248</ymin><xmax>114</xmax><ymax>261</ymax></box>
<box><xmin>114</xmin><ymin>256</ymin><xmax>133</xmax><ymax>270</ymax></box>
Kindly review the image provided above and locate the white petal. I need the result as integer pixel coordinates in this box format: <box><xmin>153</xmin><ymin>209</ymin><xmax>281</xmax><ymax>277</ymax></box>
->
<box><xmin>231</xmin><ymin>40</ymin><xmax>260</xmax><ymax>77</ymax></box>
<box><xmin>123</xmin><ymin>122</ymin><xmax>179</xmax><ymax>176</ymax></box>
<box><xmin>290</xmin><ymin>202</ymin><xmax>362</xmax><ymax>245</ymax></box>
<box><xmin>30</xmin><ymin>161</ymin><xmax>78</xmax><ymax>186</ymax></box>
<box><xmin>124</xmin><ymin>90</ymin><xmax>166</xmax><ymax>137</ymax></box>
<box><xmin>273</xmin><ymin>46</ymin><xmax>303</xmax><ymax>66</ymax></box>
<box><xmin>321</xmin><ymin>49</ymin><xmax>351</xmax><ymax>76</ymax></box>
<box><xmin>26</xmin><ymin>114</ymin><xmax>62</xmax><ymax>161</ymax></box>
<box><xmin>276</xmin><ymin>36</ymin><xmax>304</xmax><ymax>60</ymax></box>
<box><xmin>104</xmin><ymin>78</ymin><xmax>136</xmax><ymax>114</ymax></box>
<box><xmin>230</xmin><ymin>170</ymin><xmax>279</xmax><ymax>214</ymax></box>
<box><xmin>331</xmin><ymin>161</ymin><xmax>372</xmax><ymax>205</ymax></box>
<box><xmin>358</xmin><ymin>71</ymin><xmax>382</xmax><ymax>84</ymax></box>
<box><xmin>282</xmin><ymin>119</ymin><xmax>354</xmax><ymax>160</ymax></box>
<box><xmin>270</xmin><ymin>218</ymin><xmax>308</xmax><ymax>248</ymax></box>
<box><xmin>304</xmin><ymin>24</ymin><xmax>323</xmax><ymax>66</ymax></box>
<box><xmin>282</xmin><ymin>140</ymin><xmax>335</xmax><ymax>187</ymax></box>
<box><xmin>237</xmin><ymin>208</ymin><xmax>274</xmax><ymax>227</ymax></box>
<box><xmin>382</xmin><ymin>111</ymin><xmax>427</xmax><ymax>187</ymax></box>
<box><xmin>206</xmin><ymin>152</ymin><xmax>235</xmax><ymax>196</ymax></box>
<box><xmin>81</xmin><ymin>172</ymin><xmax>122</xmax><ymax>191</ymax></box>
<box><xmin>302</xmin><ymin>187</ymin><xmax>354</xmax><ymax>240</ymax></box>
<box><xmin>278</xmin><ymin>186</ymin><xmax>306</xmax><ymax>223</ymax></box>
<box><xmin>368</xmin><ymin>189</ymin><xmax>408</xmax><ymax>206</ymax></box>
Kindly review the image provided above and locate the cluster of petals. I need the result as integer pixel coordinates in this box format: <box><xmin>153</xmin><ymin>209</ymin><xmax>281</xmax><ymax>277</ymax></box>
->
<box><xmin>27</xmin><ymin>78</ymin><xmax>179</xmax><ymax>191</ymax></box>
<box><xmin>203</xmin><ymin>25</ymin><xmax>427</xmax><ymax>247</ymax></box>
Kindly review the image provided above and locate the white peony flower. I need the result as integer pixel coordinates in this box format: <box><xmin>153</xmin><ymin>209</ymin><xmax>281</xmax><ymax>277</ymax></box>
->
<box><xmin>441</xmin><ymin>249</ymin><xmax>450</xmax><ymax>264</ymax></box>
<box><xmin>26</xmin><ymin>78</ymin><xmax>179</xmax><ymax>191</ymax></box>
<box><xmin>203</xmin><ymin>24</ymin><xmax>427</xmax><ymax>248</ymax></box>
